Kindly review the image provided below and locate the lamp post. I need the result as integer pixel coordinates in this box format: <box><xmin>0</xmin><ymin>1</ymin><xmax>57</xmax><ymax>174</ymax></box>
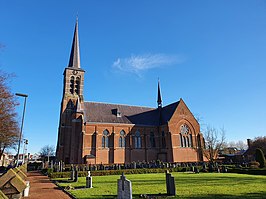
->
<box><xmin>15</xmin><ymin>93</ymin><xmax>28</xmax><ymax>167</ymax></box>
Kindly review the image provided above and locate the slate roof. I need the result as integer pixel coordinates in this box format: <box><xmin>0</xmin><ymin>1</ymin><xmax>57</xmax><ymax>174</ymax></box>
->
<box><xmin>83</xmin><ymin>101</ymin><xmax>179</xmax><ymax>126</ymax></box>
<box><xmin>68</xmin><ymin>19</ymin><xmax>80</xmax><ymax>68</ymax></box>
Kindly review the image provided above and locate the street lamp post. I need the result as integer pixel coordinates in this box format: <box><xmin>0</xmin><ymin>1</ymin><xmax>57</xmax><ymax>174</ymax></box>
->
<box><xmin>15</xmin><ymin>93</ymin><xmax>28</xmax><ymax>167</ymax></box>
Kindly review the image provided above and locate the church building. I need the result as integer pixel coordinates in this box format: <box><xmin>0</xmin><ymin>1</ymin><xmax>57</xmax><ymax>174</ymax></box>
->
<box><xmin>56</xmin><ymin>20</ymin><xmax>205</xmax><ymax>165</ymax></box>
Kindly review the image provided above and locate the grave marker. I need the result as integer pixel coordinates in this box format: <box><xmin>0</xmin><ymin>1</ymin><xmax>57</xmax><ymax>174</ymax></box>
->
<box><xmin>117</xmin><ymin>173</ymin><xmax>132</xmax><ymax>199</ymax></box>
<box><xmin>86</xmin><ymin>171</ymin><xmax>92</xmax><ymax>188</ymax></box>
<box><xmin>165</xmin><ymin>170</ymin><xmax>176</xmax><ymax>196</ymax></box>
<box><xmin>73</xmin><ymin>167</ymin><xmax>78</xmax><ymax>182</ymax></box>
<box><xmin>0</xmin><ymin>169</ymin><xmax>27</xmax><ymax>199</ymax></box>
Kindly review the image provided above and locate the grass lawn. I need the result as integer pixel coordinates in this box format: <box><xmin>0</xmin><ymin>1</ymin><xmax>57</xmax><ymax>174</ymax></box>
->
<box><xmin>56</xmin><ymin>172</ymin><xmax>266</xmax><ymax>199</ymax></box>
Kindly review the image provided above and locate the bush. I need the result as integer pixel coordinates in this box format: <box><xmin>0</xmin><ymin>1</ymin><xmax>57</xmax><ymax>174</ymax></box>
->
<box><xmin>255</xmin><ymin>148</ymin><xmax>266</xmax><ymax>168</ymax></box>
<box><xmin>228</xmin><ymin>167</ymin><xmax>266</xmax><ymax>175</ymax></box>
<box><xmin>49</xmin><ymin>166</ymin><xmax>202</xmax><ymax>178</ymax></box>
<box><xmin>42</xmin><ymin>168</ymin><xmax>53</xmax><ymax>176</ymax></box>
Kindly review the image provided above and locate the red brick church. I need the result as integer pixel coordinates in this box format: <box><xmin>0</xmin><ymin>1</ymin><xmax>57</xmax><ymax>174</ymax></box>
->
<box><xmin>56</xmin><ymin>20</ymin><xmax>205</xmax><ymax>165</ymax></box>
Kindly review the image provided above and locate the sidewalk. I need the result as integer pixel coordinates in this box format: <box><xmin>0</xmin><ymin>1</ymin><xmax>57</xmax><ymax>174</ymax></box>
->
<box><xmin>24</xmin><ymin>171</ymin><xmax>72</xmax><ymax>199</ymax></box>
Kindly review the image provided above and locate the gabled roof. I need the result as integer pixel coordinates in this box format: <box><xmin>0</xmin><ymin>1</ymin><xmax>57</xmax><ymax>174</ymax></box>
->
<box><xmin>83</xmin><ymin>101</ymin><xmax>180</xmax><ymax>126</ymax></box>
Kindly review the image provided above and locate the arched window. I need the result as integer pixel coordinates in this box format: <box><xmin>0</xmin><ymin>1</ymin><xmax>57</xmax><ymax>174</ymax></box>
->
<box><xmin>180</xmin><ymin>134</ymin><xmax>183</xmax><ymax>147</ymax></box>
<box><xmin>75</xmin><ymin>77</ymin><xmax>80</xmax><ymax>95</ymax></box>
<box><xmin>119</xmin><ymin>130</ymin><xmax>126</xmax><ymax>148</ymax></box>
<box><xmin>186</xmin><ymin>137</ymin><xmax>189</xmax><ymax>148</ymax></box>
<box><xmin>183</xmin><ymin>136</ymin><xmax>187</xmax><ymax>147</ymax></box>
<box><xmin>180</xmin><ymin>124</ymin><xmax>189</xmax><ymax>135</ymax></box>
<box><xmin>150</xmin><ymin>132</ymin><xmax>156</xmax><ymax>148</ymax></box>
<box><xmin>135</xmin><ymin>131</ymin><xmax>141</xmax><ymax>149</ymax></box>
<box><xmin>102</xmin><ymin>136</ymin><xmax>105</xmax><ymax>148</ymax></box>
<box><xmin>70</xmin><ymin>76</ymin><xmax>75</xmax><ymax>94</ymax></box>
<box><xmin>180</xmin><ymin>124</ymin><xmax>192</xmax><ymax>148</ymax></box>
<box><xmin>189</xmin><ymin>134</ymin><xmax>193</xmax><ymax>147</ymax></box>
<box><xmin>102</xmin><ymin>130</ymin><xmax>109</xmax><ymax>148</ymax></box>
<box><xmin>162</xmin><ymin>131</ymin><xmax>166</xmax><ymax>148</ymax></box>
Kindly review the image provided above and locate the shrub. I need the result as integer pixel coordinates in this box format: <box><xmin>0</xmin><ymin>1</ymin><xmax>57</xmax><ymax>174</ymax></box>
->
<box><xmin>49</xmin><ymin>166</ymin><xmax>202</xmax><ymax>178</ymax></box>
<box><xmin>255</xmin><ymin>148</ymin><xmax>266</xmax><ymax>168</ymax></box>
<box><xmin>228</xmin><ymin>167</ymin><xmax>266</xmax><ymax>175</ymax></box>
<box><xmin>42</xmin><ymin>168</ymin><xmax>53</xmax><ymax>176</ymax></box>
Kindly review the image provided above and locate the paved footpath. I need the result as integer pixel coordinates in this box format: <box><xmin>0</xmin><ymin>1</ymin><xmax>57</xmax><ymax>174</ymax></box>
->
<box><xmin>24</xmin><ymin>171</ymin><xmax>72</xmax><ymax>199</ymax></box>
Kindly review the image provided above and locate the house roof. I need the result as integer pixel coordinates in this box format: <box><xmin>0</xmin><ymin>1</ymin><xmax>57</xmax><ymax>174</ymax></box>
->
<box><xmin>83</xmin><ymin>101</ymin><xmax>179</xmax><ymax>126</ymax></box>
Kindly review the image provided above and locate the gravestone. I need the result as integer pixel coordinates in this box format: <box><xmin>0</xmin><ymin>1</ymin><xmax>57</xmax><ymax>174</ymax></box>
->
<box><xmin>208</xmin><ymin>164</ymin><xmax>213</xmax><ymax>172</ymax></box>
<box><xmin>0</xmin><ymin>190</ymin><xmax>8</xmax><ymax>199</ymax></box>
<box><xmin>50</xmin><ymin>160</ymin><xmax>53</xmax><ymax>169</ymax></box>
<box><xmin>133</xmin><ymin>162</ymin><xmax>137</xmax><ymax>169</ymax></box>
<box><xmin>117</xmin><ymin>173</ymin><xmax>132</xmax><ymax>199</ymax></box>
<box><xmin>13</xmin><ymin>167</ymin><xmax>27</xmax><ymax>181</ymax></box>
<box><xmin>191</xmin><ymin>166</ymin><xmax>195</xmax><ymax>172</ymax></box>
<box><xmin>222</xmin><ymin>166</ymin><xmax>228</xmax><ymax>173</ymax></box>
<box><xmin>74</xmin><ymin>170</ymin><xmax>78</xmax><ymax>182</ymax></box>
<box><xmin>86</xmin><ymin>171</ymin><xmax>92</xmax><ymax>188</ymax></box>
<box><xmin>58</xmin><ymin>161</ymin><xmax>61</xmax><ymax>172</ymax></box>
<box><xmin>165</xmin><ymin>170</ymin><xmax>176</xmax><ymax>196</ymax></box>
<box><xmin>70</xmin><ymin>169</ymin><xmax>75</xmax><ymax>181</ymax></box>
<box><xmin>0</xmin><ymin>169</ymin><xmax>27</xmax><ymax>199</ymax></box>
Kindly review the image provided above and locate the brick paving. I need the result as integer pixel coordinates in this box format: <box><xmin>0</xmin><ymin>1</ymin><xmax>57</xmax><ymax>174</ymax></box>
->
<box><xmin>23</xmin><ymin>171</ymin><xmax>72</xmax><ymax>199</ymax></box>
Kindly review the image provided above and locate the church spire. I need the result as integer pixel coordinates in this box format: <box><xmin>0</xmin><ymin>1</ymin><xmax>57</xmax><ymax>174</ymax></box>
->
<box><xmin>68</xmin><ymin>18</ymin><xmax>80</xmax><ymax>68</ymax></box>
<box><xmin>157</xmin><ymin>79</ymin><xmax>162</xmax><ymax>108</ymax></box>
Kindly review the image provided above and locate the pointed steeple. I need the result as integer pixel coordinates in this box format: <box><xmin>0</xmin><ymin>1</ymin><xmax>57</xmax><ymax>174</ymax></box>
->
<box><xmin>157</xmin><ymin>79</ymin><xmax>162</xmax><ymax>108</ymax></box>
<box><xmin>68</xmin><ymin>18</ymin><xmax>80</xmax><ymax>68</ymax></box>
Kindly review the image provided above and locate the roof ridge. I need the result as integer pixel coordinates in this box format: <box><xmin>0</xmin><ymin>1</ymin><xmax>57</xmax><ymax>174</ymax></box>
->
<box><xmin>162</xmin><ymin>100</ymin><xmax>180</xmax><ymax>108</ymax></box>
<box><xmin>84</xmin><ymin>101</ymin><xmax>155</xmax><ymax>109</ymax></box>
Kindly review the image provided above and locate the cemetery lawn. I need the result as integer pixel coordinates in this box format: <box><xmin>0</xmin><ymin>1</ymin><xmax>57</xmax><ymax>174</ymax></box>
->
<box><xmin>55</xmin><ymin>172</ymin><xmax>266</xmax><ymax>199</ymax></box>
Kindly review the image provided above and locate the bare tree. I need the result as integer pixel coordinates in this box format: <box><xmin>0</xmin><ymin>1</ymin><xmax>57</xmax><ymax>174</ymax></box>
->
<box><xmin>0</xmin><ymin>71</ymin><xmax>20</xmax><ymax>161</ymax></box>
<box><xmin>39</xmin><ymin>145</ymin><xmax>55</xmax><ymax>162</ymax></box>
<box><xmin>225</xmin><ymin>140</ymin><xmax>247</xmax><ymax>150</ymax></box>
<box><xmin>248</xmin><ymin>136</ymin><xmax>266</xmax><ymax>154</ymax></box>
<box><xmin>201</xmin><ymin>125</ymin><xmax>226</xmax><ymax>162</ymax></box>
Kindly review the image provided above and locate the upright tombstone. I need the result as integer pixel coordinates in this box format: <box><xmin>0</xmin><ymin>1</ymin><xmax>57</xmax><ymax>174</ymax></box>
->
<box><xmin>86</xmin><ymin>171</ymin><xmax>92</xmax><ymax>188</ymax></box>
<box><xmin>50</xmin><ymin>160</ymin><xmax>53</xmax><ymax>169</ymax></box>
<box><xmin>13</xmin><ymin>167</ymin><xmax>27</xmax><ymax>181</ymax></box>
<box><xmin>0</xmin><ymin>169</ymin><xmax>27</xmax><ymax>199</ymax></box>
<box><xmin>133</xmin><ymin>162</ymin><xmax>137</xmax><ymax>169</ymax></box>
<box><xmin>73</xmin><ymin>167</ymin><xmax>78</xmax><ymax>182</ymax></box>
<box><xmin>117</xmin><ymin>173</ymin><xmax>132</xmax><ymax>199</ymax></box>
<box><xmin>0</xmin><ymin>190</ymin><xmax>8</xmax><ymax>199</ymax></box>
<box><xmin>165</xmin><ymin>170</ymin><xmax>176</xmax><ymax>196</ymax></box>
<box><xmin>58</xmin><ymin>161</ymin><xmax>61</xmax><ymax>172</ymax></box>
<box><xmin>69</xmin><ymin>165</ymin><xmax>75</xmax><ymax>181</ymax></box>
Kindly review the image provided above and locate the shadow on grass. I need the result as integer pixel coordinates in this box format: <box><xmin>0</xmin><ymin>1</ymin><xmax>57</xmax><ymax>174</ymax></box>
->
<box><xmin>69</xmin><ymin>191</ymin><xmax>266</xmax><ymax>199</ymax></box>
<box><xmin>186</xmin><ymin>191</ymin><xmax>266</xmax><ymax>199</ymax></box>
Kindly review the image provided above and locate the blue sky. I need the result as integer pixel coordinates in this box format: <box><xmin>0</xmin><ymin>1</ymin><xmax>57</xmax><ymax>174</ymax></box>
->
<box><xmin>0</xmin><ymin>0</ymin><xmax>265</xmax><ymax>154</ymax></box>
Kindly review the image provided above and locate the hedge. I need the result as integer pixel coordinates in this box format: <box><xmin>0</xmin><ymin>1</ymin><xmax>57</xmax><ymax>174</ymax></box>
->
<box><xmin>228</xmin><ymin>168</ymin><xmax>266</xmax><ymax>175</ymax></box>
<box><xmin>49</xmin><ymin>166</ymin><xmax>202</xmax><ymax>178</ymax></box>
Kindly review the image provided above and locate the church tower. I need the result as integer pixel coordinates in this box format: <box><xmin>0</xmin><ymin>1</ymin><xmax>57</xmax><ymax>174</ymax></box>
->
<box><xmin>56</xmin><ymin>19</ymin><xmax>85</xmax><ymax>163</ymax></box>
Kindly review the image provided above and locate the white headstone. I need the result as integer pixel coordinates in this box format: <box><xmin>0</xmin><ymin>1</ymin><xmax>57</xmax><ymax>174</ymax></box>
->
<box><xmin>86</xmin><ymin>171</ymin><xmax>92</xmax><ymax>188</ymax></box>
